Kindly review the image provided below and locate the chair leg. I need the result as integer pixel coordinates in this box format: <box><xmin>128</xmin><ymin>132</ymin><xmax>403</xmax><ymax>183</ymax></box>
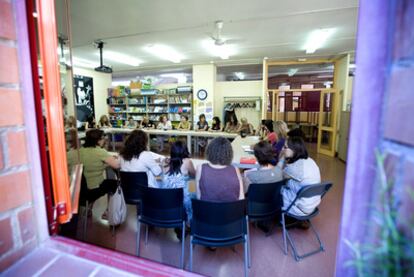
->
<box><xmin>244</xmin><ymin>235</ymin><xmax>249</xmax><ymax>277</ymax></box>
<box><xmin>181</xmin><ymin>221</ymin><xmax>185</xmax><ymax>269</ymax></box>
<box><xmin>309</xmin><ymin>220</ymin><xmax>324</xmax><ymax>251</ymax></box>
<box><xmin>83</xmin><ymin>201</ymin><xmax>89</xmax><ymax>241</ymax></box>
<box><xmin>286</xmin><ymin>231</ymin><xmax>300</xmax><ymax>261</ymax></box>
<box><xmin>189</xmin><ymin>236</ymin><xmax>193</xmax><ymax>271</ymax></box>
<box><xmin>145</xmin><ymin>225</ymin><xmax>149</xmax><ymax>245</ymax></box>
<box><xmin>281</xmin><ymin>213</ymin><xmax>288</xmax><ymax>255</ymax></box>
<box><xmin>136</xmin><ymin>217</ymin><xmax>141</xmax><ymax>256</ymax></box>
<box><xmin>246</xmin><ymin>216</ymin><xmax>251</xmax><ymax>268</ymax></box>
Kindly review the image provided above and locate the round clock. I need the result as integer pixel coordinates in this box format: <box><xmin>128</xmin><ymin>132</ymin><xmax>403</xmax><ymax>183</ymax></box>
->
<box><xmin>197</xmin><ymin>89</ymin><xmax>208</xmax><ymax>101</ymax></box>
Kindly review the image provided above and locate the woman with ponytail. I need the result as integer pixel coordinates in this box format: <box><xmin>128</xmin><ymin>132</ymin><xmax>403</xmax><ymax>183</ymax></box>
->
<box><xmin>158</xmin><ymin>140</ymin><xmax>195</xmax><ymax>224</ymax></box>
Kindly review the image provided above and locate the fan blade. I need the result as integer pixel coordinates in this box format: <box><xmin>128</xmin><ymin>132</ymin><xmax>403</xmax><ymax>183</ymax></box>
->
<box><xmin>224</xmin><ymin>38</ymin><xmax>245</xmax><ymax>45</ymax></box>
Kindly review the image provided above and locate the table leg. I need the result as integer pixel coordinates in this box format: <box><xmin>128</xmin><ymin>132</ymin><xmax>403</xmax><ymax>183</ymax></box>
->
<box><xmin>187</xmin><ymin>134</ymin><xmax>192</xmax><ymax>154</ymax></box>
<box><xmin>112</xmin><ymin>133</ymin><xmax>115</xmax><ymax>151</ymax></box>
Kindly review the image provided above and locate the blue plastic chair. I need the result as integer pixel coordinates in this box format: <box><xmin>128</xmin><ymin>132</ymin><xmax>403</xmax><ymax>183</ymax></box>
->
<box><xmin>189</xmin><ymin>199</ymin><xmax>250</xmax><ymax>277</ymax></box>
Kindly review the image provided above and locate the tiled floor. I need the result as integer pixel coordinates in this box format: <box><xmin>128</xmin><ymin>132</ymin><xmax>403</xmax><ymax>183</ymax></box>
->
<box><xmin>70</xmin><ymin>144</ymin><xmax>346</xmax><ymax>277</ymax></box>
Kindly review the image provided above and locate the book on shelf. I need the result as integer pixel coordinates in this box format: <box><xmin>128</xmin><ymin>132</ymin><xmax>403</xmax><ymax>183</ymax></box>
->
<box><xmin>128</xmin><ymin>97</ymin><xmax>146</xmax><ymax>105</ymax></box>
<box><xmin>177</xmin><ymin>86</ymin><xmax>192</xmax><ymax>93</ymax></box>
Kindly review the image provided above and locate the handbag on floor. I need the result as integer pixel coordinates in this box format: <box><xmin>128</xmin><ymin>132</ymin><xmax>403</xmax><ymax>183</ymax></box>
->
<box><xmin>108</xmin><ymin>182</ymin><xmax>127</xmax><ymax>226</ymax></box>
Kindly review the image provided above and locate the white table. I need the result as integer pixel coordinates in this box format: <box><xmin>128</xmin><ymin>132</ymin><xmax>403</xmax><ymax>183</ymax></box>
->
<box><xmin>231</xmin><ymin>136</ymin><xmax>260</xmax><ymax>169</ymax></box>
<box><xmin>104</xmin><ymin>127</ymin><xmax>238</xmax><ymax>152</ymax></box>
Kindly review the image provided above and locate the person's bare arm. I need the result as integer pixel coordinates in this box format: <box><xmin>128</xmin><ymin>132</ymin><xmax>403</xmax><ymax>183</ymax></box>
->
<box><xmin>186</xmin><ymin>159</ymin><xmax>196</xmax><ymax>177</ymax></box>
<box><xmin>195</xmin><ymin>165</ymin><xmax>202</xmax><ymax>199</ymax></box>
<box><xmin>104</xmin><ymin>156</ymin><xmax>120</xmax><ymax>169</ymax></box>
<box><xmin>235</xmin><ymin>167</ymin><xmax>245</xmax><ymax>199</ymax></box>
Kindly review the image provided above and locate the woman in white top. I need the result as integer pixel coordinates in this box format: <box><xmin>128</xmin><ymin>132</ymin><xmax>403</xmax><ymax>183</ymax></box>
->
<box><xmin>278</xmin><ymin>136</ymin><xmax>321</xmax><ymax>217</ymax></box>
<box><xmin>119</xmin><ymin>130</ymin><xmax>162</xmax><ymax>187</ymax></box>
<box><xmin>156</xmin><ymin>115</ymin><xmax>172</xmax><ymax>152</ymax></box>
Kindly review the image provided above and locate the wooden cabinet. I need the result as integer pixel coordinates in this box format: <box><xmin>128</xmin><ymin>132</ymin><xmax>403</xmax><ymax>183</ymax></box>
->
<box><xmin>338</xmin><ymin>111</ymin><xmax>350</xmax><ymax>162</ymax></box>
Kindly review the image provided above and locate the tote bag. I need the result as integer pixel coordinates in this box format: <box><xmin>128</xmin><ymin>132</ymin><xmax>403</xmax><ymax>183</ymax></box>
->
<box><xmin>108</xmin><ymin>185</ymin><xmax>127</xmax><ymax>226</ymax></box>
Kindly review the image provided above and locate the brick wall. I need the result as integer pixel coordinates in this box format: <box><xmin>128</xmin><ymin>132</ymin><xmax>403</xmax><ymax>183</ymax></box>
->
<box><xmin>0</xmin><ymin>0</ymin><xmax>41</xmax><ymax>270</ymax></box>
<box><xmin>382</xmin><ymin>0</ymin><xmax>414</xmax><ymax>234</ymax></box>
<box><xmin>336</xmin><ymin>1</ymin><xmax>414</xmax><ymax>275</ymax></box>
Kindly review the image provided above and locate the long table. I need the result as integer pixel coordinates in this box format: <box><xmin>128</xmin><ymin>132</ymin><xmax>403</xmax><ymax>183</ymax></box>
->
<box><xmin>104</xmin><ymin>127</ymin><xmax>238</xmax><ymax>152</ymax></box>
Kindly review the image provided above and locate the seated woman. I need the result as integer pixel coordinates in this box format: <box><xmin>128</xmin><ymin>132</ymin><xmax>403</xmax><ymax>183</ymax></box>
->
<box><xmin>139</xmin><ymin>116</ymin><xmax>155</xmax><ymax>129</ymax></box>
<box><xmin>196</xmin><ymin>137</ymin><xmax>244</xmax><ymax>201</ymax></box>
<box><xmin>124</xmin><ymin>117</ymin><xmax>137</xmax><ymax>129</ymax></box>
<box><xmin>196</xmin><ymin>114</ymin><xmax>209</xmax><ymax>154</ymax></box>
<box><xmin>119</xmin><ymin>130</ymin><xmax>162</xmax><ymax>187</ymax></box>
<box><xmin>85</xmin><ymin>115</ymin><xmax>97</xmax><ymax>130</ymax></box>
<box><xmin>196</xmin><ymin>113</ymin><xmax>208</xmax><ymax>131</ymax></box>
<box><xmin>237</xmin><ymin>117</ymin><xmax>255</xmax><ymax>136</ymax></box>
<box><xmin>244</xmin><ymin>141</ymin><xmax>283</xmax><ymax>191</ymax></box>
<box><xmin>65</xmin><ymin>115</ymin><xmax>77</xmax><ymax>129</ymax></box>
<box><xmin>177</xmin><ymin>115</ymin><xmax>191</xmax><ymax>131</ymax></box>
<box><xmin>157</xmin><ymin>141</ymin><xmax>195</xmax><ymax>221</ymax></box>
<box><xmin>210</xmin><ymin>116</ymin><xmax>221</xmax><ymax>132</ymax></box>
<box><xmin>273</xmin><ymin>120</ymin><xmax>289</xmax><ymax>160</ymax></box>
<box><xmin>223</xmin><ymin>113</ymin><xmax>240</xmax><ymax>133</ymax></box>
<box><xmin>98</xmin><ymin>115</ymin><xmax>112</xmax><ymax>129</ymax></box>
<box><xmin>67</xmin><ymin>129</ymin><xmax>120</xmax><ymax>218</ymax></box>
<box><xmin>262</xmin><ymin>119</ymin><xmax>277</xmax><ymax>145</ymax></box>
<box><xmin>278</xmin><ymin>136</ymin><xmax>321</xmax><ymax>217</ymax></box>
<box><xmin>156</xmin><ymin>115</ymin><xmax>172</xmax><ymax>152</ymax></box>
<box><xmin>244</xmin><ymin>140</ymin><xmax>283</xmax><ymax>233</ymax></box>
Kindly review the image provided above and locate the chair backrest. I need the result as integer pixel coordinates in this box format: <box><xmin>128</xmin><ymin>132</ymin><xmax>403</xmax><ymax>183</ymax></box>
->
<box><xmin>79</xmin><ymin>174</ymin><xmax>88</xmax><ymax>206</ymax></box>
<box><xmin>247</xmin><ymin>180</ymin><xmax>285</xmax><ymax>217</ymax></box>
<box><xmin>191</xmin><ymin>199</ymin><xmax>247</xmax><ymax>241</ymax></box>
<box><xmin>140</xmin><ymin>186</ymin><xmax>185</xmax><ymax>222</ymax></box>
<box><xmin>286</xmin><ymin>182</ymin><xmax>333</xmax><ymax>212</ymax></box>
<box><xmin>296</xmin><ymin>182</ymin><xmax>332</xmax><ymax>199</ymax></box>
<box><xmin>119</xmin><ymin>171</ymin><xmax>148</xmax><ymax>205</ymax></box>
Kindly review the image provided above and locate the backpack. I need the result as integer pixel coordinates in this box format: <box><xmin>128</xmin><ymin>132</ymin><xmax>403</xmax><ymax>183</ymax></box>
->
<box><xmin>108</xmin><ymin>185</ymin><xmax>127</xmax><ymax>226</ymax></box>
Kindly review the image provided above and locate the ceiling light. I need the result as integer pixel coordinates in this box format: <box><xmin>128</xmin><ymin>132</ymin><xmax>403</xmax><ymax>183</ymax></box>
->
<box><xmin>304</xmin><ymin>28</ymin><xmax>335</xmax><ymax>54</ymax></box>
<box><xmin>202</xmin><ymin>40</ymin><xmax>235</xmax><ymax>60</ymax></box>
<box><xmin>160</xmin><ymin>73</ymin><xmax>187</xmax><ymax>83</ymax></box>
<box><xmin>97</xmin><ymin>51</ymin><xmax>142</xmax><ymax>67</ymax></box>
<box><xmin>287</xmin><ymin>68</ymin><xmax>298</xmax><ymax>76</ymax></box>
<box><xmin>72</xmin><ymin>57</ymin><xmax>98</xmax><ymax>69</ymax></box>
<box><xmin>144</xmin><ymin>44</ymin><xmax>184</xmax><ymax>63</ymax></box>
<box><xmin>234</xmin><ymin>72</ymin><xmax>245</xmax><ymax>80</ymax></box>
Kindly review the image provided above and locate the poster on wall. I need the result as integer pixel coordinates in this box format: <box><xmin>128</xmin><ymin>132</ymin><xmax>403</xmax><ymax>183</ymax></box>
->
<box><xmin>74</xmin><ymin>75</ymin><xmax>94</xmax><ymax>122</ymax></box>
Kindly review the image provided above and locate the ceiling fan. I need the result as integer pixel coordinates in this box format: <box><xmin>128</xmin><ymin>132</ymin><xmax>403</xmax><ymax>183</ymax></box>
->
<box><xmin>209</xmin><ymin>20</ymin><xmax>243</xmax><ymax>46</ymax></box>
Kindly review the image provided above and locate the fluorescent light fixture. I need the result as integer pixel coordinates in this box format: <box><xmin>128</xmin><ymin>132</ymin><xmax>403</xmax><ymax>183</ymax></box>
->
<box><xmin>144</xmin><ymin>44</ymin><xmax>184</xmax><ymax>63</ymax></box>
<box><xmin>234</xmin><ymin>72</ymin><xmax>245</xmax><ymax>80</ymax></box>
<box><xmin>202</xmin><ymin>40</ymin><xmax>235</xmax><ymax>60</ymax></box>
<box><xmin>112</xmin><ymin>80</ymin><xmax>130</xmax><ymax>86</ymax></box>
<box><xmin>160</xmin><ymin>73</ymin><xmax>187</xmax><ymax>83</ymax></box>
<box><xmin>96</xmin><ymin>51</ymin><xmax>142</xmax><ymax>67</ymax></box>
<box><xmin>304</xmin><ymin>28</ymin><xmax>335</xmax><ymax>54</ymax></box>
<box><xmin>72</xmin><ymin>57</ymin><xmax>98</xmax><ymax>69</ymax></box>
<box><xmin>287</xmin><ymin>68</ymin><xmax>298</xmax><ymax>76</ymax></box>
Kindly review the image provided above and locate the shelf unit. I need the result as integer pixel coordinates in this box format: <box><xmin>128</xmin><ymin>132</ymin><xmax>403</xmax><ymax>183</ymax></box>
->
<box><xmin>107</xmin><ymin>87</ymin><xmax>193</xmax><ymax>128</ymax></box>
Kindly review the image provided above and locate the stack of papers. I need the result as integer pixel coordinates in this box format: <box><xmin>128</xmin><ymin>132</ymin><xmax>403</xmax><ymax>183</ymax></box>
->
<box><xmin>242</xmin><ymin>145</ymin><xmax>254</xmax><ymax>153</ymax></box>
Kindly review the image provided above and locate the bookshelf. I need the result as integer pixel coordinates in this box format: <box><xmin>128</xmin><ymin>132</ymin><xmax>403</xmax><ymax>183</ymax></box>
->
<box><xmin>107</xmin><ymin>85</ymin><xmax>193</xmax><ymax>128</ymax></box>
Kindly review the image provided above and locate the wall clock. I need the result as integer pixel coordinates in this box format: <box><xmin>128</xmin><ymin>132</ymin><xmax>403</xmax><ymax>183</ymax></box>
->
<box><xmin>197</xmin><ymin>89</ymin><xmax>208</xmax><ymax>101</ymax></box>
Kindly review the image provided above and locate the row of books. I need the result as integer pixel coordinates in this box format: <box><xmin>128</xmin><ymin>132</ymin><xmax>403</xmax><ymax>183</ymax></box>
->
<box><xmin>169</xmin><ymin>106</ymin><xmax>191</xmax><ymax>113</ymax></box>
<box><xmin>168</xmin><ymin>95</ymin><xmax>191</xmax><ymax>103</ymax></box>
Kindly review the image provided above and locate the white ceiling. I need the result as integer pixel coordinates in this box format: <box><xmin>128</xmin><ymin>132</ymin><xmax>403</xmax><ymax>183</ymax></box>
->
<box><xmin>68</xmin><ymin>0</ymin><xmax>359</xmax><ymax>73</ymax></box>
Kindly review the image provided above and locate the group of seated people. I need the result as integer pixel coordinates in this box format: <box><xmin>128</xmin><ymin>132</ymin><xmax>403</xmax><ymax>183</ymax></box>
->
<box><xmin>71</xmin><ymin>117</ymin><xmax>321</xmax><ymax>235</ymax></box>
